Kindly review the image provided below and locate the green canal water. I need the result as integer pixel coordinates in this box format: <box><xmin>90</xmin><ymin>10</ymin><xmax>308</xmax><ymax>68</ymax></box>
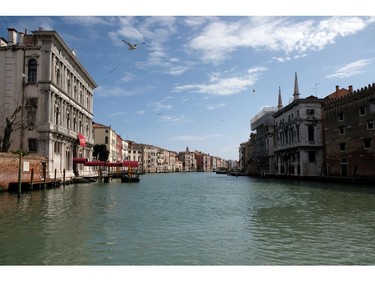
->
<box><xmin>1</xmin><ymin>172</ymin><xmax>375</xmax><ymax>266</ymax></box>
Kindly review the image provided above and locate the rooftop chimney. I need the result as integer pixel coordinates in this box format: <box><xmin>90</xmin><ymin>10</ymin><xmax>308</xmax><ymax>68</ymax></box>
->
<box><xmin>349</xmin><ymin>85</ymin><xmax>353</xmax><ymax>93</ymax></box>
<box><xmin>18</xmin><ymin>32</ymin><xmax>24</xmax><ymax>45</ymax></box>
<box><xmin>7</xmin><ymin>28</ymin><xmax>17</xmax><ymax>45</ymax></box>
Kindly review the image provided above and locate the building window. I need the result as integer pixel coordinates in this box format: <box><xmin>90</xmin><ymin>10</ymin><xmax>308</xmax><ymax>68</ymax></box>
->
<box><xmin>338</xmin><ymin>112</ymin><xmax>344</xmax><ymax>122</ymax></box>
<box><xmin>340</xmin><ymin>143</ymin><xmax>346</xmax><ymax>151</ymax></box>
<box><xmin>367</xmin><ymin>121</ymin><xmax>374</xmax><ymax>130</ymax></box>
<box><xmin>307</xmin><ymin>109</ymin><xmax>314</xmax><ymax>115</ymax></box>
<box><xmin>27</xmin><ymin>59</ymin><xmax>37</xmax><ymax>83</ymax></box>
<box><xmin>54</xmin><ymin>141</ymin><xmax>61</xmax><ymax>154</ymax></box>
<box><xmin>308</xmin><ymin>151</ymin><xmax>316</xmax><ymax>162</ymax></box>
<box><xmin>67</xmin><ymin>79</ymin><xmax>71</xmax><ymax>95</ymax></box>
<box><xmin>359</xmin><ymin>106</ymin><xmax>366</xmax><ymax>116</ymax></box>
<box><xmin>364</xmin><ymin>139</ymin><xmax>372</xmax><ymax>149</ymax></box>
<box><xmin>308</xmin><ymin>125</ymin><xmax>314</xmax><ymax>141</ymax></box>
<box><xmin>56</xmin><ymin>68</ymin><xmax>61</xmax><ymax>86</ymax></box>
<box><xmin>28</xmin><ymin>139</ymin><xmax>38</xmax><ymax>152</ymax></box>
<box><xmin>105</xmin><ymin>136</ymin><xmax>109</xmax><ymax>144</ymax></box>
<box><xmin>370</xmin><ymin>100</ymin><xmax>375</xmax><ymax>113</ymax></box>
<box><xmin>66</xmin><ymin>113</ymin><xmax>70</xmax><ymax>130</ymax></box>
<box><xmin>55</xmin><ymin>106</ymin><xmax>60</xmax><ymax>125</ymax></box>
<box><xmin>339</xmin><ymin>126</ymin><xmax>345</xmax><ymax>135</ymax></box>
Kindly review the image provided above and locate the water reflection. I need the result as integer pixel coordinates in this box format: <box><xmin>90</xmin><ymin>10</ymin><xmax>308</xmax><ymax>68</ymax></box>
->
<box><xmin>1</xmin><ymin>174</ymin><xmax>375</xmax><ymax>265</ymax></box>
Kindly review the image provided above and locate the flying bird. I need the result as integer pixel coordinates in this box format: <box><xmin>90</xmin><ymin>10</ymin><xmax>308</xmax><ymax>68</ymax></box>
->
<box><xmin>122</xmin><ymin>40</ymin><xmax>146</xmax><ymax>50</ymax></box>
<box><xmin>252</xmin><ymin>89</ymin><xmax>256</xmax><ymax>93</ymax></box>
<box><xmin>109</xmin><ymin>68</ymin><xmax>116</xmax><ymax>74</ymax></box>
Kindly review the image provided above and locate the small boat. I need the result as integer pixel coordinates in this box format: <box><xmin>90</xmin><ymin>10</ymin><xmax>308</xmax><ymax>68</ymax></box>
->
<box><xmin>229</xmin><ymin>171</ymin><xmax>246</xmax><ymax>177</ymax></box>
<box><xmin>121</xmin><ymin>174</ymin><xmax>140</xmax><ymax>183</ymax></box>
<box><xmin>216</xmin><ymin>167</ymin><xmax>228</xmax><ymax>174</ymax></box>
<box><xmin>121</xmin><ymin>165</ymin><xmax>140</xmax><ymax>183</ymax></box>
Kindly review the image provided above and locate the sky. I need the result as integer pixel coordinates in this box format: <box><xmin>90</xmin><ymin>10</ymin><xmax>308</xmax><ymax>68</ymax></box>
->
<box><xmin>2</xmin><ymin>2</ymin><xmax>375</xmax><ymax>161</ymax></box>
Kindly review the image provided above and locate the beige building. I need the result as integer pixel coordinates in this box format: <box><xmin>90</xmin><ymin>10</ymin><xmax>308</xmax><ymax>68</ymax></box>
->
<box><xmin>92</xmin><ymin>123</ymin><xmax>118</xmax><ymax>162</ymax></box>
<box><xmin>0</xmin><ymin>27</ymin><xmax>97</xmax><ymax>179</ymax></box>
<box><xmin>178</xmin><ymin>146</ymin><xmax>196</xmax><ymax>172</ymax></box>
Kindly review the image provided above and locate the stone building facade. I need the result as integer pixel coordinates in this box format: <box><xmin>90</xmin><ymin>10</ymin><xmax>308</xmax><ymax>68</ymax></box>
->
<box><xmin>0</xmin><ymin>27</ymin><xmax>97</xmax><ymax>180</ymax></box>
<box><xmin>273</xmin><ymin>73</ymin><xmax>324</xmax><ymax>177</ymax></box>
<box><xmin>250</xmin><ymin>106</ymin><xmax>279</xmax><ymax>176</ymax></box>
<box><xmin>323</xmin><ymin>84</ymin><xmax>375</xmax><ymax>177</ymax></box>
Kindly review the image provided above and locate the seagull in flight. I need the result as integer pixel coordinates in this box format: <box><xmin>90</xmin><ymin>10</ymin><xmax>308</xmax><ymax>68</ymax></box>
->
<box><xmin>122</xmin><ymin>40</ymin><xmax>146</xmax><ymax>50</ymax></box>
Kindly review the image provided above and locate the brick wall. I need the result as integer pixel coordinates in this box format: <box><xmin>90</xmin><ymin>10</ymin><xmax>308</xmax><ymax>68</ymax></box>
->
<box><xmin>0</xmin><ymin>153</ymin><xmax>44</xmax><ymax>191</ymax></box>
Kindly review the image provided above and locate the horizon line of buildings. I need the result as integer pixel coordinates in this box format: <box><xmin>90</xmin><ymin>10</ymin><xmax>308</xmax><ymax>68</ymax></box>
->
<box><xmin>239</xmin><ymin>72</ymin><xmax>375</xmax><ymax>180</ymax></box>
<box><xmin>92</xmin><ymin>122</ymin><xmax>233</xmax><ymax>174</ymax></box>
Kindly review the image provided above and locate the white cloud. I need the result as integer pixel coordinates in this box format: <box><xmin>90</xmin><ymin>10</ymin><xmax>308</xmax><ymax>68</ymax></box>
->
<box><xmin>121</xmin><ymin>72</ymin><xmax>136</xmax><ymax>82</ymax></box>
<box><xmin>326</xmin><ymin>59</ymin><xmax>372</xmax><ymax>79</ymax></box>
<box><xmin>108</xmin><ymin>112</ymin><xmax>127</xmax><ymax>117</ymax></box>
<box><xmin>63</xmin><ymin>16</ymin><xmax>115</xmax><ymax>27</ymax></box>
<box><xmin>95</xmin><ymin>85</ymin><xmax>147</xmax><ymax>97</ymax></box>
<box><xmin>158</xmin><ymin>114</ymin><xmax>191</xmax><ymax>123</ymax></box>
<box><xmin>207</xmin><ymin>103</ymin><xmax>226</xmax><ymax>110</ymax></box>
<box><xmin>167</xmin><ymin>66</ymin><xmax>190</xmax><ymax>76</ymax></box>
<box><xmin>148</xmin><ymin>101</ymin><xmax>174</xmax><ymax>111</ymax></box>
<box><xmin>173</xmin><ymin>66</ymin><xmax>267</xmax><ymax>96</ymax></box>
<box><xmin>187</xmin><ymin>16</ymin><xmax>373</xmax><ymax>64</ymax></box>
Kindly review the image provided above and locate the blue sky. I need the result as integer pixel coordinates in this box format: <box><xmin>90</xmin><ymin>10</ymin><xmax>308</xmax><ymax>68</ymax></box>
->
<box><xmin>2</xmin><ymin>2</ymin><xmax>375</xmax><ymax>160</ymax></box>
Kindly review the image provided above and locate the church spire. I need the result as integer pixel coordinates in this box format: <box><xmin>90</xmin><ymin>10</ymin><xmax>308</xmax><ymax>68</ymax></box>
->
<box><xmin>293</xmin><ymin>72</ymin><xmax>300</xmax><ymax>100</ymax></box>
<box><xmin>278</xmin><ymin>86</ymin><xmax>283</xmax><ymax>110</ymax></box>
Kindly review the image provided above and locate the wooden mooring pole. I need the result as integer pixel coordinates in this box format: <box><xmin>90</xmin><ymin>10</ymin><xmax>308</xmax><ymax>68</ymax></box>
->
<box><xmin>53</xmin><ymin>169</ymin><xmax>57</xmax><ymax>187</ymax></box>
<box><xmin>30</xmin><ymin>168</ymin><xmax>34</xmax><ymax>191</ymax></box>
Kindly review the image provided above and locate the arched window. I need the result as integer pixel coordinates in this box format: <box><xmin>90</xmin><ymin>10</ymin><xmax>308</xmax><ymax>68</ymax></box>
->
<box><xmin>67</xmin><ymin>78</ymin><xmax>71</xmax><ymax>95</ymax></box>
<box><xmin>55</xmin><ymin>106</ymin><xmax>60</xmax><ymax>125</ymax></box>
<box><xmin>73</xmin><ymin>116</ymin><xmax>77</xmax><ymax>132</ymax></box>
<box><xmin>28</xmin><ymin>59</ymin><xmax>37</xmax><ymax>83</ymax></box>
<box><xmin>56</xmin><ymin>68</ymin><xmax>61</xmax><ymax>86</ymax></box>
<box><xmin>66</xmin><ymin>112</ymin><xmax>70</xmax><ymax>130</ymax></box>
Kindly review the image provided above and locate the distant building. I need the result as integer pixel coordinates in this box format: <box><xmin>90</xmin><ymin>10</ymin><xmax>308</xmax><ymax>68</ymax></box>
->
<box><xmin>250</xmin><ymin>106</ymin><xmax>279</xmax><ymax>176</ymax></box>
<box><xmin>143</xmin><ymin>144</ymin><xmax>158</xmax><ymax>173</ymax></box>
<box><xmin>195</xmin><ymin>150</ymin><xmax>212</xmax><ymax>172</ymax></box>
<box><xmin>178</xmin><ymin>146</ymin><xmax>197</xmax><ymax>172</ymax></box>
<box><xmin>0</xmin><ymin>27</ymin><xmax>97</xmax><ymax>179</ymax></box>
<box><xmin>92</xmin><ymin>123</ymin><xmax>118</xmax><ymax>162</ymax></box>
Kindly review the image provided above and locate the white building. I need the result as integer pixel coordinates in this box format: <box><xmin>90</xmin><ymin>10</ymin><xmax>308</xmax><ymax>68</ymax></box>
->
<box><xmin>273</xmin><ymin>73</ymin><xmax>324</xmax><ymax>177</ymax></box>
<box><xmin>0</xmin><ymin>28</ymin><xmax>97</xmax><ymax>179</ymax></box>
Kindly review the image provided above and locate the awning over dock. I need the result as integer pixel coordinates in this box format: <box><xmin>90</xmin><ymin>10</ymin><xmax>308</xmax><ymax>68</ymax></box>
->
<box><xmin>81</xmin><ymin>160</ymin><xmax>139</xmax><ymax>167</ymax></box>
<box><xmin>73</xmin><ymin>157</ymin><xmax>88</xmax><ymax>164</ymax></box>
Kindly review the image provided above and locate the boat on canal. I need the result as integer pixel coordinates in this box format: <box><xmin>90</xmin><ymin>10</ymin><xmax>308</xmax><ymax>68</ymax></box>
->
<box><xmin>121</xmin><ymin>161</ymin><xmax>140</xmax><ymax>183</ymax></box>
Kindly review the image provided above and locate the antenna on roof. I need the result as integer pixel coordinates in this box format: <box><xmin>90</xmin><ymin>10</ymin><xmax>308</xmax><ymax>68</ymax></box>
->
<box><xmin>313</xmin><ymin>83</ymin><xmax>320</xmax><ymax>95</ymax></box>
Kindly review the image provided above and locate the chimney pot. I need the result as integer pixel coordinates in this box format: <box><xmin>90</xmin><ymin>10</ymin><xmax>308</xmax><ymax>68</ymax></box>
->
<box><xmin>7</xmin><ymin>28</ymin><xmax>18</xmax><ymax>45</ymax></box>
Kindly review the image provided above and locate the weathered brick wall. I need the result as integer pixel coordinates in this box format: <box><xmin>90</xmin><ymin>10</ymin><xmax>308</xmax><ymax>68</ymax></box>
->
<box><xmin>0</xmin><ymin>153</ymin><xmax>44</xmax><ymax>191</ymax></box>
